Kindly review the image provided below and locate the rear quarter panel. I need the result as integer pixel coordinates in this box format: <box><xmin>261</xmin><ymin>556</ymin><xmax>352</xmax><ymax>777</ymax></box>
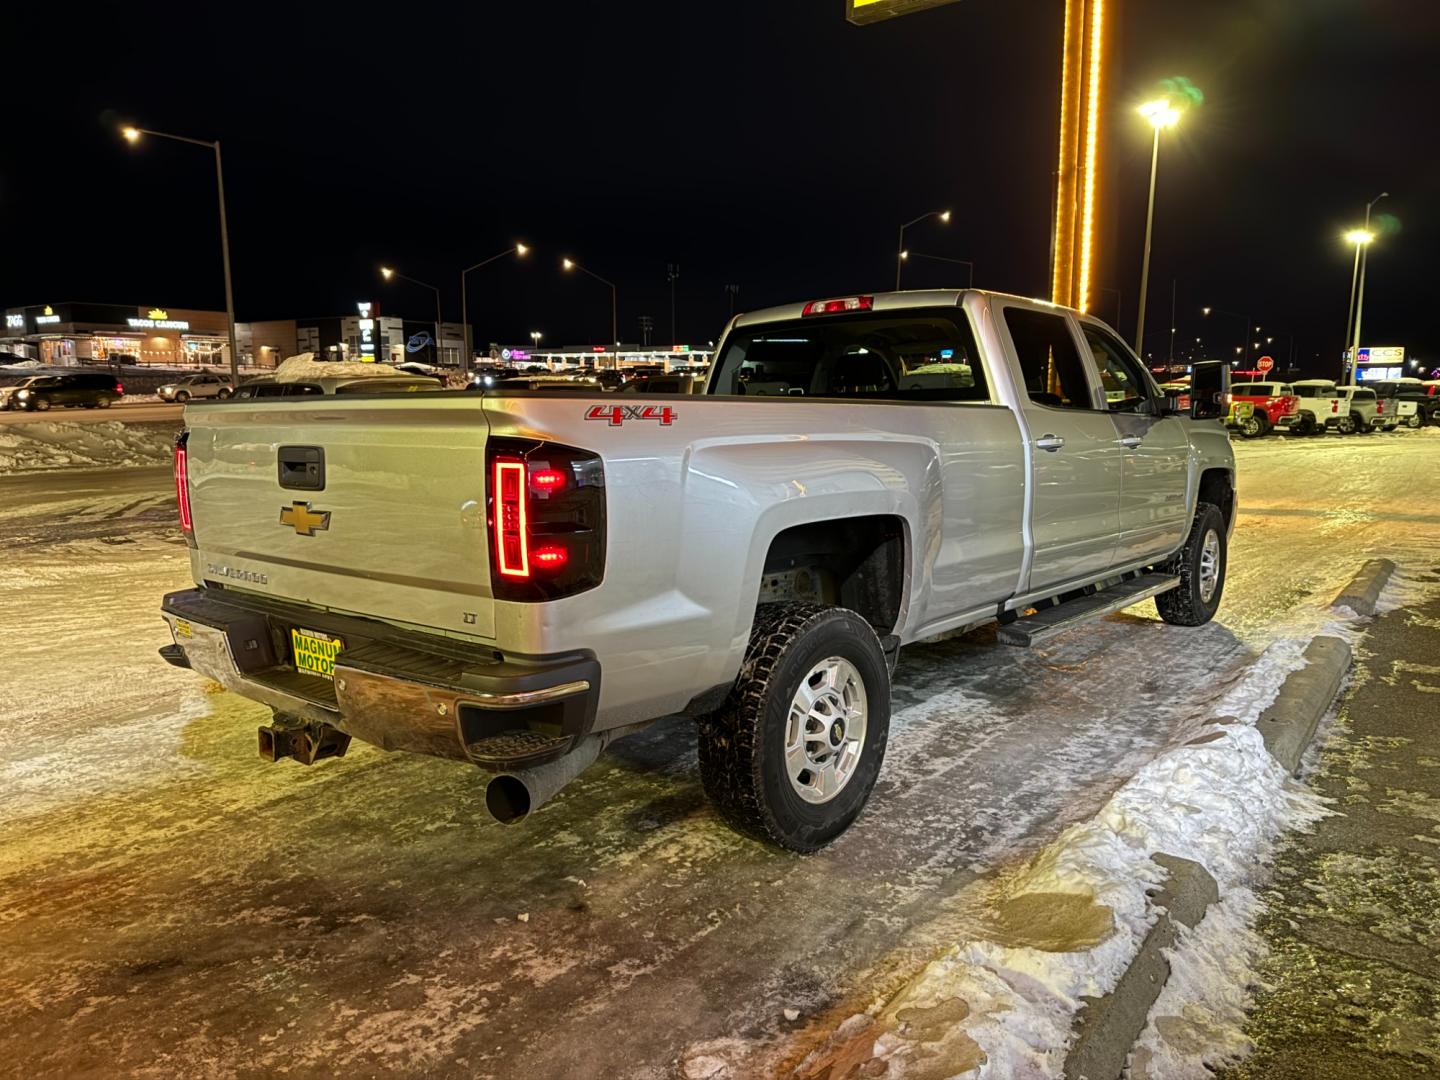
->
<box><xmin>482</xmin><ymin>393</ymin><xmax>1022</xmax><ymax>727</ymax></box>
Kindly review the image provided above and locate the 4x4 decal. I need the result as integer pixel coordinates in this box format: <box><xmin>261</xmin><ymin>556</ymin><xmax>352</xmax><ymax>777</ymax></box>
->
<box><xmin>585</xmin><ymin>404</ymin><xmax>677</xmax><ymax>427</ymax></box>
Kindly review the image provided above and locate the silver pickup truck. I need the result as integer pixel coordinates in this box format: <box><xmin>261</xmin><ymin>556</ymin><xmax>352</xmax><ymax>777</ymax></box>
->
<box><xmin>159</xmin><ymin>290</ymin><xmax>1235</xmax><ymax>851</ymax></box>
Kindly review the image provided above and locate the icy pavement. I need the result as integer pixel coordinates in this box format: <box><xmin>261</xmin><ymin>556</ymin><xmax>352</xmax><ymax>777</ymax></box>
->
<box><xmin>0</xmin><ymin>429</ymin><xmax>1438</xmax><ymax>1077</ymax></box>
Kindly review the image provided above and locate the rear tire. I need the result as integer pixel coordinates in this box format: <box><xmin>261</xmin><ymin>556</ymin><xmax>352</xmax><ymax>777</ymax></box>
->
<box><xmin>697</xmin><ymin>604</ymin><xmax>891</xmax><ymax>853</ymax></box>
<box><xmin>1156</xmin><ymin>503</ymin><xmax>1226</xmax><ymax>627</ymax></box>
<box><xmin>1406</xmin><ymin>414</ymin><xmax>1422</xmax><ymax>429</ymax></box>
<box><xmin>218</xmin><ymin>387</ymin><xmax>232</xmax><ymax>399</ymax></box>
<box><xmin>1336</xmin><ymin>415</ymin><xmax>1357</xmax><ymax>435</ymax></box>
<box><xmin>98</xmin><ymin>396</ymin><xmax>112</xmax><ymax>408</ymax></box>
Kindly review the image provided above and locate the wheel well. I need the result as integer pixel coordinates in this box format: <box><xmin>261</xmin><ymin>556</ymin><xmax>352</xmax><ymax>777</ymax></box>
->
<box><xmin>758</xmin><ymin>516</ymin><xmax>906</xmax><ymax>635</ymax></box>
<box><xmin>1198</xmin><ymin>469</ymin><xmax>1235</xmax><ymax>530</ymax></box>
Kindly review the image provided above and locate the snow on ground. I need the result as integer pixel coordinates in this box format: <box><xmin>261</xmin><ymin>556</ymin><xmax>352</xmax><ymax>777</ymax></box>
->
<box><xmin>0</xmin><ymin>419</ymin><xmax>176</xmax><ymax>472</ymax></box>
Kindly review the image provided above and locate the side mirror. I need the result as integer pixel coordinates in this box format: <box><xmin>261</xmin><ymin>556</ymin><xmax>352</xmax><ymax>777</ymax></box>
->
<box><xmin>1189</xmin><ymin>361</ymin><xmax>1230</xmax><ymax>421</ymax></box>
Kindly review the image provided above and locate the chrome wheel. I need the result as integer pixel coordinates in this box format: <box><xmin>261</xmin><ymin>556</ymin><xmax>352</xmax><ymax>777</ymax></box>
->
<box><xmin>1199</xmin><ymin>529</ymin><xmax>1222</xmax><ymax>603</ymax></box>
<box><xmin>1240</xmin><ymin>415</ymin><xmax>1262</xmax><ymax>438</ymax></box>
<box><xmin>784</xmin><ymin>657</ymin><xmax>868</xmax><ymax>805</ymax></box>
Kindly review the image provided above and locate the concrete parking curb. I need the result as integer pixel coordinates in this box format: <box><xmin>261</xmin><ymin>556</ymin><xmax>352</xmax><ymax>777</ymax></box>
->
<box><xmin>1334</xmin><ymin>558</ymin><xmax>1397</xmax><ymax>616</ymax></box>
<box><xmin>1063</xmin><ymin>853</ymin><xmax>1218</xmax><ymax>1080</ymax></box>
<box><xmin>1061</xmin><ymin>634</ymin><xmax>1353</xmax><ymax>1079</ymax></box>
<box><xmin>1257</xmin><ymin>636</ymin><xmax>1352</xmax><ymax>774</ymax></box>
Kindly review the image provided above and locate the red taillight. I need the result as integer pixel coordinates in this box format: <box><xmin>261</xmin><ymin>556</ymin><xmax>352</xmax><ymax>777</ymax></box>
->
<box><xmin>174</xmin><ymin>435</ymin><xmax>195</xmax><ymax>545</ymax></box>
<box><xmin>530</xmin><ymin>468</ymin><xmax>568</xmax><ymax>492</ymax></box>
<box><xmin>802</xmin><ymin>295</ymin><xmax>874</xmax><ymax>317</ymax></box>
<box><xmin>531</xmin><ymin>544</ymin><xmax>569</xmax><ymax>569</ymax></box>
<box><xmin>1376</xmin><ymin>400</ymin><xmax>1384</xmax><ymax>413</ymax></box>
<box><xmin>115</xmin><ymin>382</ymin><xmax>125</xmax><ymax>395</ymax></box>
<box><xmin>1332</xmin><ymin>399</ymin><xmax>1339</xmax><ymax>413</ymax></box>
<box><xmin>493</xmin><ymin>459</ymin><xmax>530</xmax><ymax>578</ymax></box>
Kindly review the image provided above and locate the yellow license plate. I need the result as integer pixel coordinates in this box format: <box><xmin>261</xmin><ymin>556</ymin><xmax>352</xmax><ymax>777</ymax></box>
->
<box><xmin>291</xmin><ymin>627</ymin><xmax>344</xmax><ymax>679</ymax></box>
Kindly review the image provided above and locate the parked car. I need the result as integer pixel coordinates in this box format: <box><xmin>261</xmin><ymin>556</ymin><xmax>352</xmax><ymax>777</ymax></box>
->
<box><xmin>231</xmin><ymin>374</ymin><xmax>438</xmax><ymax>399</ymax></box>
<box><xmin>1230</xmin><ymin>381</ymin><xmax>1301</xmax><ymax>437</ymax></box>
<box><xmin>0</xmin><ymin>372</ymin><xmax>123</xmax><ymax>411</ymax></box>
<box><xmin>157</xmin><ymin>373</ymin><xmax>233</xmax><ymax>403</ymax></box>
<box><xmin>1370</xmin><ymin>378</ymin><xmax>1435</xmax><ymax>428</ymax></box>
<box><xmin>1335</xmin><ymin>385</ymin><xmax>1396</xmax><ymax>433</ymax></box>
<box><xmin>159</xmin><ymin>288</ymin><xmax>1235</xmax><ymax>852</ymax></box>
<box><xmin>1291</xmin><ymin>379</ymin><xmax>1352</xmax><ymax>435</ymax></box>
<box><xmin>394</xmin><ymin>362</ymin><xmax>450</xmax><ymax>385</ymax></box>
<box><xmin>470</xmin><ymin>374</ymin><xmax>603</xmax><ymax>392</ymax></box>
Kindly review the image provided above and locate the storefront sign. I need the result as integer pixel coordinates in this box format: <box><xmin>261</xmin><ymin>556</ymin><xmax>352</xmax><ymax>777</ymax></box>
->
<box><xmin>358</xmin><ymin>318</ymin><xmax>377</xmax><ymax>361</ymax></box>
<box><xmin>36</xmin><ymin>305</ymin><xmax>60</xmax><ymax>325</ymax></box>
<box><xmin>5</xmin><ymin>314</ymin><xmax>23</xmax><ymax>329</ymax></box>
<box><xmin>127</xmin><ymin>307</ymin><xmax>190</xmax><ymax>331</ymax></box>
<box><xmin>406</xmin><ymin>331</ymin><xmax>432</xmax><ymax>354</ymax></box>
<box><xmin>1357</xmin><ymin>346</ymin><xmax>1404</xmax><ymax>364</ymax></box>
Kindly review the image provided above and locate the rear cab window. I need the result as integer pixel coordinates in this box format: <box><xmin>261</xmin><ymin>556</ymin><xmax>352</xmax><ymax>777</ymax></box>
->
<box><xmin>710</xmin><ymin>307</ymin><xmax>989</xmax><ymax>402</ymax></box>
<box><xmin>1002</xmin><ymin>307</ymin><xmax>1095</xmax><ymax>410</ymax></box>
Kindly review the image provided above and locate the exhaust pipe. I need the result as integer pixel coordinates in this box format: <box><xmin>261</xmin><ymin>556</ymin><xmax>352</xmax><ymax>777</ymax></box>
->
<box><xmin>485</xmin><ymin>724</ymin><xmax>645</xmax><ymax>824</ymax></box>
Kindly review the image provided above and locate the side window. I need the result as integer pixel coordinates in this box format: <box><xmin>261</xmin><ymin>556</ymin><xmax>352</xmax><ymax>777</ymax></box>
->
<box><xmin>1003</xmin><ymin>308</ymin><xmax>1094</xmax><ymax>409</ymax></box>
<box><xmin>1082</xmin><ymin>326</ymin><xmax>1154</xmax><ymax>413</ymax></box>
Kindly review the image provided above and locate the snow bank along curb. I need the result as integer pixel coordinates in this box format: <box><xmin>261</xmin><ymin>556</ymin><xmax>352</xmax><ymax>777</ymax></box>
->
<box><xmin>1333</xmin><ymin>557</ymin><xmax>1397</xmax><ymax>617</ymax></box>
<box><xmin>0</xmin><ymin>420</ymin><xmax>177</xmax><ymax>473</ymax></box>
<box><xmin>1255</xmin><ymin>636</ymin><xmax>1352</xmax><ymax>774</ymax></box>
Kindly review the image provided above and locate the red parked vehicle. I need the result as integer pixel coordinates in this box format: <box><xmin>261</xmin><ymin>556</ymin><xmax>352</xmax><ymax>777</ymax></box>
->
<box><xmin>1230</xmin><ymin>379</ymin><xmax>1302</xmax><ymax>438</ymax></box>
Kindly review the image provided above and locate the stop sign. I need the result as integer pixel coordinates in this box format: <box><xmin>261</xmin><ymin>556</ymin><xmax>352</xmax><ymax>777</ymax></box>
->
<box><xmin>1257</xmin><ymin>355</ymin><xmax>1275</xmax><ymax>373</ymax></box>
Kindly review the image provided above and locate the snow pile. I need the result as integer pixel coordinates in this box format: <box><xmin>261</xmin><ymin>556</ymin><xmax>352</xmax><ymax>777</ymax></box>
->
<box><xmin>273</xmin><ymin>352</ymin><xmax>403</xmax><ymax>382</ymax></box>
<box><xmin>790</xmin><ymin>641</ymin><xmax>1331</xmax><ymax>1080</ymax></box>
<box><xmin>0</xmin><ymin>421</ymin><xmax>176</xmax><ymax>473</ymax></box>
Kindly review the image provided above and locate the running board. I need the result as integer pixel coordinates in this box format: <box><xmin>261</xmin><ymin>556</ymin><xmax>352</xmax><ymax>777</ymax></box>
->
<box><xmin>997</xmin><ymin>573</ymin><xmax>1180</xmax><ymax>648</ymax></box>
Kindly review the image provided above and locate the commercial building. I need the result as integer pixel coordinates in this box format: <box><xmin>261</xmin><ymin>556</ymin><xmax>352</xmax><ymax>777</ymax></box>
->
<box><xmin>2</xmin><ymin>302</ymin><xmax>230</xmax><ymax>366</ymax></box>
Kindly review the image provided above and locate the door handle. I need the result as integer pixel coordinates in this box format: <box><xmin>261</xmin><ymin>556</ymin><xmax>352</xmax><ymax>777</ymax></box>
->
<box><xmin>1034</xmin><ymin>434</ymin><xmax>1066</xmax><ymax>452</ymax></box>
<box><xmin>1118</xmin><ymin>435</ymin><xmax>1143</xmax><ymax>449</ymax></box>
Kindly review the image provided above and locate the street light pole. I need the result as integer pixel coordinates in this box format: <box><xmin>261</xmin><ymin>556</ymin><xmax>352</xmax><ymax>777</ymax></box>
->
<box><xmin>562</xmin><ymin>258</ymin><xmax>618</xmax><ymax>363</ymax></box>
<box><xmin>1134</xmin><ymin>100</ymin><xmax>1179</xmax><ymax>353</ymax></box>
<box><xmin>121</xmin><ymin>125</ymin><xmax>240</xmax><ymax>385</ymax></box>
<box><xmin>1347</xmin><ymin>192</ymin><xmax>1388</xmax><ymax>385</ymax></box>
<box><xmin>380</xmin><ymin>267</ymin><xmax>442</xmax><ymax>367</ymax></box>
<box><xmin>460</xmin><ymin>244</ymin><xmax>528</xmax><ymax>378</ymax></box>
<box><xmin>896</xmin><ymin>209</ymin><xmax>951</xmax><ymax>290</ymax></box>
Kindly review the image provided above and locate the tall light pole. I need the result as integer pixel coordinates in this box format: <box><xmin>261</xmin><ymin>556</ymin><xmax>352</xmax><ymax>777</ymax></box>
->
<box><xmin>381</xmin><ymin>267</ymin><xmax>442</xmax><ymax>367</ymax></box>
<box><xmin>1344</xmin><ymin>192</ymin><xmax>1387</xmax><ymax>384</ymax></box>
<box><xmin>530</xmin><ymin>330</ymin><xmax>542</xmax><ymax>349</ymax></box>
<box><xmin>562</xmin><ymin>258</ymin><xmax>618</xmax><ymax>361</ymax></box>
<box><xmin>121</xmin><ymin>125</ymin><xmax>240</xmax><ymax>385</ymax></box>
<box><xmin>896</xmin><ymin>209</ymin><xmax>950</xmax><ymax>290</ymax></box>
<box><xmin>460</xmin><ymin>243</ymin><xmax>528</xmax><ymax>378</ymax></box>
<box><xmin>1344</xmin><ymin>228</ymin><xmax>1377</xmax><ymax>385</ymax></box>
<box><xmin>667</xmin><ymin>263</ymin><xmax>681</xmax><ymax>347</ymax></box>
<box><xmin>1133</xmin><ymin>99</ymin><xmax>1180</xmax><ymax>353</ymax></box>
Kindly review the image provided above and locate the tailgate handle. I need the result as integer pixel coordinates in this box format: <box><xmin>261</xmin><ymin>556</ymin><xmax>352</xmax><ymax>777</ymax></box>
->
<box><xmin>278</xmin><ymin>446</ymin><xmax>325</xmax><ymax>491</ymax></box>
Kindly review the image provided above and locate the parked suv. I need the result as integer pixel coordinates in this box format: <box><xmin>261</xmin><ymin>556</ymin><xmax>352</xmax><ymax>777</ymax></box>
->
<box><xmin>0</xmin><ymin>372</ymin><xmax>123</xmax><ymax>411</ymax></box>
<box><xmin>157</xmin><ymin>373</ymin><xmax>233</xmax><ymax>402</ymax></box>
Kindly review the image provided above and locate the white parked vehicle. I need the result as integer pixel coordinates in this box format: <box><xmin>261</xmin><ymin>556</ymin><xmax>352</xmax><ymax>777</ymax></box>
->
<box><xmin>157</xmin><ymin>372</ymin><xmax>233</xmax><ymax>402</ymax></box>
<box><xmin>1291</xmin><ymin>379</ymin><xmax>1352</xmax><ymax>434</ymax></box>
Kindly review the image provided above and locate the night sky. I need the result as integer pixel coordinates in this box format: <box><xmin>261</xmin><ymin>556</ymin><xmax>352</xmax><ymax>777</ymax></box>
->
<box><xmin>5</xmin><ymin>0</ymin><xmax>1437</xmax><ymax>373</ymax></box>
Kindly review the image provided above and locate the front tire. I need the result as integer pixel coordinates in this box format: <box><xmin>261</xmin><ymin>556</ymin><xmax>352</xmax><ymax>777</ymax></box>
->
<box><xmin>175</xmin><ymin>390</ymin><xmax>190</xmax><ymax>403</ymax></box>
<box><xmin>1156</xmin><ymin>502</ymin><xmax>1227</xmax><ymax>627</ymax></box>
<box><xmin>698</xmin><ymin>604</ymin><xmax>891</xmax><ymax>852</ymax></box>
<box><xmin>1239</xmin><ymin>414</ymin><xmax>1264</xmax><ymax>439</ymax></box>
<box><xmin>33</xmin><ymin>397</ymin><xmax>51</xmax><ymax>412</ymax></box>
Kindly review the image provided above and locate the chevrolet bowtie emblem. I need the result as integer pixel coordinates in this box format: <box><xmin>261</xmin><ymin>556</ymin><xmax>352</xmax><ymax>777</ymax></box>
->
<box><xmin>279</xmin><ymin>502</ymin><xmax>332</xmax><ymax>536</ymax></box>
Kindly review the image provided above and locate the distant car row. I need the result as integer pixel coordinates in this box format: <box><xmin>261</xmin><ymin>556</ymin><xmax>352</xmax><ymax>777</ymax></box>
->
<box><xmin>1224</xmin><ymin>377</ymin><xmax>1439</xmax><ymax>438</ymax></box>
<box><xmin>0</xmin><ymin>372</ymin><xmax>123</xmax><ymax>411</ymax></box>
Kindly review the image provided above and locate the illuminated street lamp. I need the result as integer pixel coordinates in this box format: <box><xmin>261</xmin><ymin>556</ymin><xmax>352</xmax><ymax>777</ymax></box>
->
<box><xmin>562</xmin><ymin>258</ymin><xmax>619</xmax><ymax>359</ymax></box>
<box><xmin>460</xmin><ymin>243</ymin><xmax>528</xmax><ymax>377</ymax></box>
<box><xmin>120</xmin><ymin>124</ymin><xmax>239</xmax><ymax>384</ymax></box>
<box><xmin>896</xmin><ymin>209</ymin><xmax>950</xmax><ymax>290</ymax></box>
<box><xmin>380</xmin><ymin>267</ymin><xmax>443</xmax><ymax>367</ymax></box>
<box><xmin>530</xmin><ymin>330</ymin><xmax>542</xmax><ymax>348</ymax></box>
<box><xmin>1133</xmin><ymin>99</ymin><xmax>1181</xmax><ymax>353</ymax></box>
<box><xmin>1344</xmin><ymin>191</ymin><xmax>1387</xmax><ymax>384</ymax></box>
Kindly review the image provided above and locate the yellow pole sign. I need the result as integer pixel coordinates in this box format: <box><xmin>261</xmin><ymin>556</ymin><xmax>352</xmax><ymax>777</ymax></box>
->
<box><xmin>846</xmin><ymin>0</ymin><xmax>965</xmax><ymax>25</ymax></box>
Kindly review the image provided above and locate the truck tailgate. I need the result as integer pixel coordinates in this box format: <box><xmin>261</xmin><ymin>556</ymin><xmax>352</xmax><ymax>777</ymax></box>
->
<box><xmin>184</xmin><ymin>396</ymin><xmax>496</xmax><ymax>639</ymax></box>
